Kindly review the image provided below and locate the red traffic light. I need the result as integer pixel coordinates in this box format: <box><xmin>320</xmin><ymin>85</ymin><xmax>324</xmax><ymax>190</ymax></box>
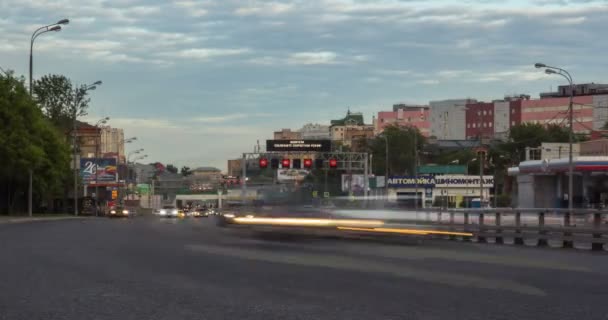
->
<box><xmin>329</xmin><ymin>158</ymin><xmax>338</xmax><ymax>168</ymax></box>
<box><xmin>303</xmin><ymin>158</ymin><xmax>313</xmax><ymax>168</ymax></box>
<box><xmin>281</xmin><ymin>159</ymin><xmax>290</xmax><ymax>168</ymax></box>
<box><xmin>259</xmin><ymin>158</ymin><xmax>268</xmax><ymax>168</ymax></box>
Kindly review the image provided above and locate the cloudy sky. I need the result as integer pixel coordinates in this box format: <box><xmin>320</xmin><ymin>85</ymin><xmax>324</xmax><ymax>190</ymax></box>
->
<box><xmin>2</xmin><ymin>0</ymin><xmax>607</xmax><ymax>170</ymax></box>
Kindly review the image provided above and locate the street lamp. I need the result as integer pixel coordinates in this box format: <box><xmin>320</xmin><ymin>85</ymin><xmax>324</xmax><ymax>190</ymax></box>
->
<box><xmin>72</xmin><ymin>81</ymin><xmax>102</xmax><ymax>216</ymax></box>
<box><xmin>27</xmin><ymin>18</ymin><xmax>68</xmax><ymax>217</ymax></box>
<box><xmin>94</xmin><ymin>117</ymin><xmax>110</xmax><ymax>212</ymax></box>
<box><xmin>534</xmin><ymin>62</ymin><xmax>575</xmax><ymax>212</ymax></box>
<box><xmin>29</xmin><ymin>18</ymin><xmax>69</xmax><ymax>95</ymax></box>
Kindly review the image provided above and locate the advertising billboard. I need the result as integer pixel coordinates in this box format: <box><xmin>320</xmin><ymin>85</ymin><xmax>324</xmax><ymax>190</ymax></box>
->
<box><xmin>277</xmin><ymin>169</ymin><xmax>310</xmax><ymax>182</ymax></box>
<box><xmin>80</xmin><ymin>158</ymin><xmax>117</xmax><ymax>183</ymax></box>
<box><xmin>387</xmin><ymin>175</ymin><xmax>494</xmax><ymax>188</ymax></box>
<box><xmin>341</xmin><ymin>174</ymin><xmax>367</xmax><ymax>193</ymax></box>
<box><xmin>266</xmin><ymin>140</ymin><xmax>331</xmax><ymax>152</ymax></box>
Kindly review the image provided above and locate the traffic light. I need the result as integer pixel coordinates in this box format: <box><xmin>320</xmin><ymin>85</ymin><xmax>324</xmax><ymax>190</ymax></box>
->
<box><xmin>315</xmin><ymin>159</ymin><xmax>324</xmax><ymax>169</ymax></box>
<box><xmin>270</xmin><ymin>158</ymin><xmax>279</xmax><ymax>169</ymax></box>
<box><xmin>303</xmin><ymin>158</ymin><xmax>313</xmax><ymax>169</ymax></box>
<box><xmin>329</xmin><ymin>158</ymin><xmax>338</xmax><ymax>168</ymax></box>
<box><xmin>293</xmin><ymin>159</ymin><xmax>301</xmax><ymax>169</ymax></box>
<box><xmin>281</xmin><ymin>159</ymin><xmax>290</xmax><ymax>168</ymax></box>
<box><xmin>259</xmin><ymin>158</ymin><xmax>268</xmax><ymax>169</ymax></box>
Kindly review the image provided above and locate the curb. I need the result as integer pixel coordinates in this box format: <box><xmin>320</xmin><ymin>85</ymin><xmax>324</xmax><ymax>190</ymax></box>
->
<box><xmin>0</xmin><ymin>216</ymin><xmax>88</xmax><ymax>225</ymax></box>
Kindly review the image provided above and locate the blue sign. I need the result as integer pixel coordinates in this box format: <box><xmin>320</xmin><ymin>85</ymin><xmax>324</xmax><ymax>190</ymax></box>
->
<box><xmin>80</xmin><ymin>158</ymin><xmax>117</xmax><ymax>183</ymax></box>
<box><xmin>387</xmin><ymin>176</ymin><xmax>435</xmax><ymax>188</ymax></box>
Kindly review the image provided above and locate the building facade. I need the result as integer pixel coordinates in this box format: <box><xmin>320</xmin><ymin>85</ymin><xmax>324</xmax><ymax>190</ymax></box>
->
<box><xmin>429</xmin><ymin>99</ymin><xmax>476</xmax><ymax>140</ymax></box>
<box><xmin>330</xmin><ymin>110</ymin><xmax>374</xmax><ymax>147</ymax></box>
<box><xmin>100</xmin><ymin>127</ymin><xmax>126</xmax><ymax>163</ymax></box>
<box><xmin>274</xmin><ymin>129</ymin><xmax>302</xmax><ymax>140</ymax></box>
<box><xmin>376</xmin><ymin>104</ymin><xmax>430</xmax><ymax>136</ymax></box>
<box><xmin>465</xmin><ymin>102</ymin><xmax>495</xmax><ymax>140</ymax></box>
<box><xmin>298</xmin><ymin>123</ymin><xmax>330</xmax><ymax>140</ymax></box>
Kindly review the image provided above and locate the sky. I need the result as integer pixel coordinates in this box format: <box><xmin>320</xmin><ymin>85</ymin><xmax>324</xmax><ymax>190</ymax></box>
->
<box><xmin>2</xmin><ymin>0</ymin><xmax>608</xmax><ymax>171</ymax></box>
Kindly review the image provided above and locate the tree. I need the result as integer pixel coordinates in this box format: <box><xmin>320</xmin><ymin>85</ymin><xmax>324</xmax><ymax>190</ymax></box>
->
<box><xmin>362</xmin><ymin>124</ymin><xmax>425</xmax><ymax>176</ymax></box>
<box><xmin>181</xmin><ymin>166</ymin><xmax>192</xmax><ymax>176</ymax></box>
<box><xmin>33</xmin><ymin>74</ymin><xmax>91</xmax><ymax>130</ymax></box>
<box><xmin>0</xmin><ymin>72</ymin><xmax>71</xmax><ymax>213</ymax></box>
<box><xmin>166</xmin><ymin>164</ymin><xmax>178</xmax><ymax>174</ymax></box>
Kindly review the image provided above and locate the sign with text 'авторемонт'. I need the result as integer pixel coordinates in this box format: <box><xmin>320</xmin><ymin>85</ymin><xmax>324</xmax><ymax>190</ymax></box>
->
<box><xmin>266</xmin><ymin>140</ymin><xmax>331</xmax><ymax>152</ymax></box>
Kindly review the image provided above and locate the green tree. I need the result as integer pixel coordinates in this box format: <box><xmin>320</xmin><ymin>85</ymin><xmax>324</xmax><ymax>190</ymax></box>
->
<box><xmin>181</xmin><ymin>166</ymin><xmax>192</xmax><ymax>176</ymax></box>
<box><xmin>166</xmin><ymin>164</ymin><xmax>178</xmax><ymax>174</ymax></box>
<box><xmin>33</xmin><ymin>74</ymin><xmax>91</xmax><ymax>130</ymax></box>
<box><xmin>362</xmin><ymin>125</ymin><xmax>425</xmax><ymax>176</ymax></box>
<box><xmin>0</xmin><ymin>72</ymin><xmax>71</xmax><ymax>213</ymax></box>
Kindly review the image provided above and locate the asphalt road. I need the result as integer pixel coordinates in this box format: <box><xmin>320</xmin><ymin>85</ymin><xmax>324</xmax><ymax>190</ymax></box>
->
<box><xmin>1</xmin><ymin>216</ymin><xmax>607</xmax><ymax>320</ymax></box>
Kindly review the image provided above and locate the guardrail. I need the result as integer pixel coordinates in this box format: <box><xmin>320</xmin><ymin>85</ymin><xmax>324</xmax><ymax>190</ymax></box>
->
<box><xmin>375</xmin><ymin>208</ymin><xmax>608</xmax><ymax>251</ymax></box>
<box><xmin>224</xmin><ymin>207</ymin><xmax>608</xmax><ymax>251</ymax></box>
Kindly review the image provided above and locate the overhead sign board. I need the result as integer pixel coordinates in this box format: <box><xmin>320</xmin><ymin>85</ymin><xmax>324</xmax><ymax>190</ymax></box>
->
<box><xmin>388</xmin><ymin>175</ymin><xmax>494</xmax><ymax>188</ymax></box>
<box><xmin>266</xmin><ymin>140</ymin><xmax>331</xmax><ymax>152</ymax></box>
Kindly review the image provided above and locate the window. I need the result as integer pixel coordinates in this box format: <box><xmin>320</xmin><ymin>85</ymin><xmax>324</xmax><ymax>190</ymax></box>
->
<box><xmin>489</xmin><ymin>110</ymin><xmax>492</xmax><ymax>115</ymax></box>
<box><xmin>472</xmin><ymin>123</ymin><xmax>476</xmax><ymax>128</ymax></box>
<box><xmin>483</xmin><ymin>122</ymin><xmax>486</xmax><ymax>128</ymax></box>
<box><xmin>380</xmin><ymin>119</ymin><xmax>384</xmax><ymax>123</ymax></box>
<box><xmin>467</xmin><ymin>123</ymin><xmax>470</xmax><ymax>128</ymax></box>
<box><xmin>408</xmin><ymin>117</ymin><xmax>411</xmax><ymax>122</ymax></box>
<box><xmin>483</xmin><ymin>110</ymin><xmax>487</xmax><ymax>116</ymax></box>
<box><xmin>512</xmin><ymin>108</ymin><xmax>515</xmax><ymax>114</ymax></box>
<box><xmin>511</xmin><ymin>121</ymin><xmax>516</xmax><ymax>126</ymax></box>
<box><xmin>489</xmin><ymin>122</ymin><xmax>493</xmax><ymax>127</ymax></box>
<box><xmin>477</xmin><ymin>111</ymin><xmax>481</xmax><ymax>116</ymax></box>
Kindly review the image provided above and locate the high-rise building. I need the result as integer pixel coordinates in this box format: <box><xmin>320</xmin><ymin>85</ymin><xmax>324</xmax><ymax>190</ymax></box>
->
<box><xmin>429</xmin><ymin>99</ymin><xmax>476</xmax><ymax>140</ymax></box>
<box><xmin>100</xmin><ymin>127</ymin><xmax>126</xmax><ymax>163</ymax></box>
<box><xmin>376</xmin><ymin>104</ymin><xmax>430</xmax><ymax>136</ymax></box>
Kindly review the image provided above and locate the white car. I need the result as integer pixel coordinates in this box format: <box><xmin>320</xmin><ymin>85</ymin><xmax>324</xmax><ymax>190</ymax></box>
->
<box><xmin>158</xmin><ymin>206</ymin><xmax>179</xmax><ymax>217</ymax></box>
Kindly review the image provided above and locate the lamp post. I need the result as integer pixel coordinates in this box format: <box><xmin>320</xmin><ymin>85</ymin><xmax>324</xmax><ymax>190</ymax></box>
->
<box><xmin>28</xmin><ymin>18</ymin><xmax>68</xmax><ymax>216</ymax></box>
<box><xmin>125</xmin><ymin>151</ymin><xmax>145</xmax><ymax>202</ymax></box>
<box><xmin>72</xmin><ymin>81</ymin><xmax>102</xmax><ymax>216</ymax></box>
<box><xmin>94</xmin><ymin>117</ymin><xmax>110</xmax><ymax>213</ymax></box>
<box><xmin>119</xmin><ymin>137</ymin><xmax>137</xmax><ymax>164</ymax></box>
<box><xmin>535</xmin><ymin>63</ymin><xmax>575</xmax><ymax>212</ymax></box>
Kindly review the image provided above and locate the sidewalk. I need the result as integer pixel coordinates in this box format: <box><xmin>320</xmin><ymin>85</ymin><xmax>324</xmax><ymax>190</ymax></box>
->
<box><xmin>0</xmin><ymin>215</ymin><xmax>87</xmax><ymax>225</ymax></box>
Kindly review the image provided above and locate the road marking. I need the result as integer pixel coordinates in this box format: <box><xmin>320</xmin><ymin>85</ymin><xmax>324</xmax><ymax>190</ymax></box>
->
<box><xmin>185</xmin><ymin>243</ymin><xmax>546</xmax><ymax>296</ymax></box>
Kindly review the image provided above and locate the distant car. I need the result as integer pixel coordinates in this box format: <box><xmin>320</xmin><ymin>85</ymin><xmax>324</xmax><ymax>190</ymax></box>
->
<box><xmin>108</xmin><ymin>206</ymin><xmax>130</xmax><ymax>218</ymax></box>
<box><xmin>158</xmin><ymin>206</ymin><xmax>179</xmax><ymax>217</ymax></box>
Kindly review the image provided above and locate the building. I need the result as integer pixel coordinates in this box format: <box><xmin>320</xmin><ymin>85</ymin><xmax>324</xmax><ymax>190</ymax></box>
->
<box><xmin>429</xmin><ymin>99</ymin><xmax>477</xmax><ymax>140</ymax></box>
<box><xmin>376</xmin><ymin>104</ymin><xmax>430</xmax><ymax>136</ymax></box>
<box><xmin>74</xmin><ymin>121</ymin><xmax>101</xmax><ymax>159</ymax></box>
<box><xmin>508</xmin><ymin>156</ymin><xmax>608</xmax><ymax>208</ymax></box>
<box><xmin>518</xmin><ymin>96</ymin><xmax>594</xmax><ymax>133</ymax></box>
<box><xmin>465</xmin><ymin>102</ymin><xmax>495</xmax><ymax>140</ymax></box>
<box><xmin>190</xmin><ymin>167</ymin><xmax>222</xmax><ymax>183</ymax></box>
<box><xmin>274</xmin><ymin>129</ymin><xmax>301</xmax><ymax>140</ymax></box>
<box><xmin>298</xmin><ymin>123</ymin><xmax>330</xmax><ymax>140</ymax></box>
<box><xmin>100</xmin><ymin>127</ymin><xmax>126</xmax><ymax>163</ymax></box>
<box><xmin>132</xmin><ymin>163</ymin><xmax>156</xmax><ymax>184</ymax></box>
<box><xmin>155</xmin><ymin>172</ymin><xmax>186</xmax><ymax>203</ymax></box>
<box><xmin>540</xmin><ymin>83</ymin><xmax>608</xmax><ymax>98</ymax></box>
<box><xmin>330</xmin><ymin>110</ymin><xmax>374</xmax><ymax>147</ymax></box>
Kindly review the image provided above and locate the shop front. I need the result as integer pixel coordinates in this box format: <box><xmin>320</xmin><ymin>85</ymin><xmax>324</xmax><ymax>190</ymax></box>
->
<box><xmin>387</xmin><ymin>175</ymin><xmax>494</xmax><ymax>208</ymax></box>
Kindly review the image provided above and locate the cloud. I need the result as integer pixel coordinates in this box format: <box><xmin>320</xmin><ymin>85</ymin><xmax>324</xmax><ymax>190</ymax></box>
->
<box><xmin>287</xmin><ymin>51</ymin><xmax>338</xmax><ymax>65</ymax></box>
<box><xmin>234</xmin><ymin>2</ymin><xmax>294</xmax><ymax>16</ymax></box>
<box><xmin>166</xmin><ymin>48</ymin><xmax>251</xmax><ymax>60</ymax></box>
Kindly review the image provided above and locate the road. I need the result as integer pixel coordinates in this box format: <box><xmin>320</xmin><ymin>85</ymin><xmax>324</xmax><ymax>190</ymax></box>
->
<box><xmin>0</xmin><ymin>216</ymin><xmax>607</xmax><ymax>320</ymax></box>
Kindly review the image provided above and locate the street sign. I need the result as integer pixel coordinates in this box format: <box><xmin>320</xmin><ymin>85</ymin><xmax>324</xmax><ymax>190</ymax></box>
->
<box><xmin>111</xmin><ymin>190</ymin><xmax>118</xmax><ymax>200</ymax></box>
<box><xmin>266</xmin><ymin>140</ymin><xmax>331</xmax><ymax>152</ymax></box>
<box><xmin>312</xmin><ymin>191</ymin><xmax>318</xmax><ymax>198</ymax></box>
<box><xmin>323</xmin><ymin>192</ymin><xmax>330</xmax><ymax>198</ymax></box>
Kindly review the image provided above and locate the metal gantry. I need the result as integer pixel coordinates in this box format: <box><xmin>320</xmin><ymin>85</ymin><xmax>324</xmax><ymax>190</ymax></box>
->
<box><xmin>240</xmin><ymin>152</ymin><xmax>370</xmax><ymax>201</ymax></box>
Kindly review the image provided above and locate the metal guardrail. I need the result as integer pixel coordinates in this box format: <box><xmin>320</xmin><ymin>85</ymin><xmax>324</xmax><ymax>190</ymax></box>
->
<box><xmin>379</xmin><ymin>208</ymin><xmax>608</xmax><ymax>250</ymax></box>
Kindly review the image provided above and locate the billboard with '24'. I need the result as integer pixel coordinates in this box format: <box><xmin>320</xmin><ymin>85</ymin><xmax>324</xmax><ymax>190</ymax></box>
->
<box><xmin>80</xmin><ymin>158</ymin><xmax>117</xmax><ymax>183</ymax></box>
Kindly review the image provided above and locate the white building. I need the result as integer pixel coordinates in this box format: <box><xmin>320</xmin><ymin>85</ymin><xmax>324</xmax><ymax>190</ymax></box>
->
<box><xmin>493</xmin><ymin>100</ymin><xmax>510</xmax><ymax>140</ymax></box>
<box><xmin>429</xmin><ymin>99</ymin><xmax>476</xmax><ymax>140</ymax></box>
<box><xmin>298</xmin><ymin>123</ymin><xmax>330</xmax><ymax>140</ymax></box>
<box><xmin>100</xmin><ymin>127</ymin><xmax>126</xmax><ymax>163</ymax></box>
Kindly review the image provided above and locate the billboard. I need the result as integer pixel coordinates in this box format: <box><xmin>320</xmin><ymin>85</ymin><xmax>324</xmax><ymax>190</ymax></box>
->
<box><xmin>80</xmin><ymin>158</ymin><xmax>117</xmax><ymax>183</ymax></box>
<box><xmin>341</xmin><ymin>174</ymin><xmax>367</xmax><ymax>193</ymax></box>
<box><xmin>387</xmin><ymin>175</ymin><xmax>494</xmax><ymax>188</ymax></box>
<box><xmin>266</xmin><ymin>140</ymin><xmax>331</xmax><ymax>152</ymax></box>
<box><xmin>277</xmin><ymin>169</ymin><xmax>310</xmax><ymax>182</ymax></box>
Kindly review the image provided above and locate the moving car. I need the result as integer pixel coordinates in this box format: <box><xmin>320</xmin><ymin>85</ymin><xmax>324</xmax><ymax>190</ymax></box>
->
<box><xmin>108</xmin><ymin>206</ymin><xmax>130</xmax><ymax>218</ymax></box>
<box><xmin>158</xmin><ymin>205</ymin><xmax>180</xmax><ymax>217</ymax></box>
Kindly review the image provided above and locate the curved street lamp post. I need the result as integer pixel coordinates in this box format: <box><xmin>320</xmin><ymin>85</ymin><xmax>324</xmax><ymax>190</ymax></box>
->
<box><xmin>535</xmin><ymin>63</ymin><xmax>575</xmax><ymax>213</ymax></box>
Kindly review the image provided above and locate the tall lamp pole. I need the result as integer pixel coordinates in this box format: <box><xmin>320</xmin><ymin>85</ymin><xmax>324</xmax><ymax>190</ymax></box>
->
<box><xmin>535</xmin><ymin>63</ymin><xmax>575</xmax><ymax>212</ymax></box>
<box><xmin>94</xmin><ymin>116</ymin><xmax>110</xmax><ymax>213</ymax></box>
<box><xmin>28</xmin><ymin>18</ymin><xmax>69</xmax><ymax>216</ymax></box>
<box><xmin>72</xmin><ymin>81</ymin><xmax>102</xmax><ymax>216</ymax></box>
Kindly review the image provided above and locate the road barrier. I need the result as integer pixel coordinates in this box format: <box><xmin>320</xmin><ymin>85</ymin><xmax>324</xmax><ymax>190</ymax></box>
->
<box><xmin>220</xmin><ymin>207</ymin><xmax>608</xmax><ymax>251</ymax></box>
